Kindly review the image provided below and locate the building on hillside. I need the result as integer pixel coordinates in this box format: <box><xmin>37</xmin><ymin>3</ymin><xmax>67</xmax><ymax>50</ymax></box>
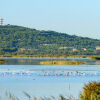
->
<box><xmin>59</xmin><ymin>47</ymin><xmax>77</xmax><ymax>51</ymax></box>
<box><xmin>72</xmin><ymin>48</ymin><xmax>77</xmax><ymax>51</ymax></box>
<box><xmin>82</xmin><ymin>48</ymin><xmax>87</xmax><ymax>50</ymax></box>
<box><xmin>96</xmin><ymin>46</ymin><xmax>100</xmax><ymax>50</ymax></box>
<box><xmin>18</xmin><ymin>48</ymin><xmax>26</xmax><ymax>51</ymax></box>
<box><xmin>59</xmin><ymin>47</ymin><xmax>73</xmax><ymax>49</ymax></box>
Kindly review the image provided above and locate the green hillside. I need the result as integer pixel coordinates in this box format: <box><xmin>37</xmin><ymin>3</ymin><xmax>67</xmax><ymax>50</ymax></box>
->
<box><xmin>0</xmin><ymin>25</ymin><xmax>100</xmax><ymax>55</ymax></box>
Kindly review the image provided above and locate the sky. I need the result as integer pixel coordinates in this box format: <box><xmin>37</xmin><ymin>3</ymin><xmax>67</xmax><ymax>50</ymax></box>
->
<box><xmin>1</xmin><ymin>0</ymin><xmax>100</xmax><ymax>39</ymax></box>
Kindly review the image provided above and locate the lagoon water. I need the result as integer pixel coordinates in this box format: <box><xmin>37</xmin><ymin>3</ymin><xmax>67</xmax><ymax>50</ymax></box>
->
<box><xmin>0</xmin><ymin>57</ymin><xmax>100</xmax><ymax>100</ymax></box>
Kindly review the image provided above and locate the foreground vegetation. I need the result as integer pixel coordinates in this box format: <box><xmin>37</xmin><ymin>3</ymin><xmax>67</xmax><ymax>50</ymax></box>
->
<box><xmin>0</xmin><ymin>82</ymin><xmax>100</xmax><ymax>100</ymax></box>
<box><xmin>40</xmin><ymin>61</ymin><xmax>86</xmax><ymax>65</ymax></box>
<box><xmin>80</xmin><ymin>82</ymin><xmax>100</xmax><ymax>100</ymax></box>
<box><xmin>90</xmin><ymin>56</ymin><xmax>100</xmax><ymax>60</ymax></box>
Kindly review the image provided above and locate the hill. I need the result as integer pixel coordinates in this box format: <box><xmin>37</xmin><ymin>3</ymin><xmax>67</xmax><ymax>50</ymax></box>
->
<box><xmin>0</xmin><ymin>25</ymin><xmax>100</xmax><ymax>55</ymax></box>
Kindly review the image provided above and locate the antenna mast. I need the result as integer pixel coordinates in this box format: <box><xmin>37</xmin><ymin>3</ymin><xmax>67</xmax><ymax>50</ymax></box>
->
<box><xmin>0</xmin><ymin>18</ymin><xmax>3</xmax><ymax>25</ymax></box>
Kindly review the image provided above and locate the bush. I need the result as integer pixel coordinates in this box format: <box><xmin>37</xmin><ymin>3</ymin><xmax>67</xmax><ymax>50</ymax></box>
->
<box><xmin>80</xmin><ymin>82</ymin><xmax>100</xmax><ymax>100</ymax></box>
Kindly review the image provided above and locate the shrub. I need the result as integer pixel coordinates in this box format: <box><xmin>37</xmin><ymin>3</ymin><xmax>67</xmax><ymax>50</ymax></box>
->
<box><xmin>80</xmin><ymin>82</ymin><xmax>100</xmax><ymax>100</ymax></box>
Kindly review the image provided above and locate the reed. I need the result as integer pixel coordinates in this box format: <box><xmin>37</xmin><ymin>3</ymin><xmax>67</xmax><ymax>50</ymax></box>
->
<box><xmin>0</xmin><ymin>81</ymin><xmax>100</xmax><ymax>100</ymax></box>
<box><xmin>0</xmin><ymin>91</ymin><xmax>76</xmax><ymax>100</ymax></box>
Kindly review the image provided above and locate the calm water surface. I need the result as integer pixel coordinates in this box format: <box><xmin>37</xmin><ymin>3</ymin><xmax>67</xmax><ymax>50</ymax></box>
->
<box><xmin>0</xmin><ymin>57</ymin><xmax>100</xmax><ymax>100</ymax></box>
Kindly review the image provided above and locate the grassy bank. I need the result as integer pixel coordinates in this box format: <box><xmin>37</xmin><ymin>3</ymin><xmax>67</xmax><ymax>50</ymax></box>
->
<box><xmin>90</xmin><ymin>56</ymin><xmax>100</xmax><ymax>60</ymax></box>
<box><xmin>0</xmin><ymin>54</ymin><xmax>99</xmax><ymax>57</ymax></box>
<box><xmin>0</xmin><ymin>54</ymin><xmax>94</xmax><ymax>57</ymax></box>
<box><xmin>40</xmin><ymin>61</ymin><xmax>86</xmax><ymax>65</ymax></box>
<box><xmin>0</xmin><ymin>59</ymin><xmax>6</xmax><ymax>64</ymax></box>
<box><xmin>0</xmin><ymin>54</ymin><xmax>100</xmax><ymax>61</ymax></box>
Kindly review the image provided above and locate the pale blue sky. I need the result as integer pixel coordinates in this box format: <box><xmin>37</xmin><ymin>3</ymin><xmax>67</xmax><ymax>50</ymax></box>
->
<box><xmin>1</xmin><ymin>0</ymin><xmax>100</xmax><ymax>39</ymax></box>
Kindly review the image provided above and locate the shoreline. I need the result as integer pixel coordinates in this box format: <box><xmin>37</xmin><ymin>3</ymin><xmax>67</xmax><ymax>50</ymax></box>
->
<box><xmin>0</xmin><ymin>55</ymin><xmax>100</xmax><ymax>60</ymax></box>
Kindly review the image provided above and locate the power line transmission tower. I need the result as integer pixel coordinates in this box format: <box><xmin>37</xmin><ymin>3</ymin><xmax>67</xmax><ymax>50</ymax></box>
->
<box><xmin>0</xmin><ymin>18</ymin><xmax>3</xmax><ymax>25</ymax></box>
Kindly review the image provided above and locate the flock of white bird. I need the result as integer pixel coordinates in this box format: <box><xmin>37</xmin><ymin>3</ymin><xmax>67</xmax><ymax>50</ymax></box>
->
<box><xmin>0</xmin><ymin>70</ymin><xmax>99</xmax><ymax>78</ymax></box>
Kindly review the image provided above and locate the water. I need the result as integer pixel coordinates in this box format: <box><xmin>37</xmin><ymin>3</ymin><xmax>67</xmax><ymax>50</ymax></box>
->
<box><xmin>0</xmin><ymin>57</ymin><xmax>100</xmax><ymax>100</ymax></box>
<box><xmin>1</xmin><ymin>57</ymin><xmax>100</xmax><ymax>65</ymax></box>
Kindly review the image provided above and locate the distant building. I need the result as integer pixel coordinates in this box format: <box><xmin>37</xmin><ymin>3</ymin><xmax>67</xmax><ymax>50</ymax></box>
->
<box><xmin>72</xmin><ymin>48</ymin><xmax>77</xmax><ymax>51</ymax></box>
<box><xmin>82</xmin><ymin>48</ymin><xmax>87</xmax><ymax>50</ymax></box>
<box><xmin>96</xmin><ymin>46</ymin><xmax>100</xmax><ymax>50</ymax></box>
<box><xmin>42</xmin><ymin>44</ymin><xmax>55</xmax><ymax>46</ymax></box>
<box><xmin>59</xmin><ymin>47</ymin><xmax>74</xmax><ymax>49</ymax></box>
<box><xmin>18</xmin><ymin>48</ymin><xmax>26</xmax><ymax>51</ymax></box>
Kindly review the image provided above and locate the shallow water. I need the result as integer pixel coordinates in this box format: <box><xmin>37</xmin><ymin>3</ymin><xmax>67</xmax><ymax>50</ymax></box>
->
<box><xmin>0</xmin><ymin>57</ymin><xmax>100</xmax><ymax>100</ymax></box>
<box><xmin>1</xmin><ymin>57</ymin><xmax>100</xmax><ymax>65</ymax></box>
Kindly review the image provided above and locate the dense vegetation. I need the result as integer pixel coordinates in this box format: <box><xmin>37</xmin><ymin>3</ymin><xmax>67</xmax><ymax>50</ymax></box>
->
<box><xmin>0</xmin><ymin>25</ymin><xmax>100</xmax><ymax>55</ymax></box>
